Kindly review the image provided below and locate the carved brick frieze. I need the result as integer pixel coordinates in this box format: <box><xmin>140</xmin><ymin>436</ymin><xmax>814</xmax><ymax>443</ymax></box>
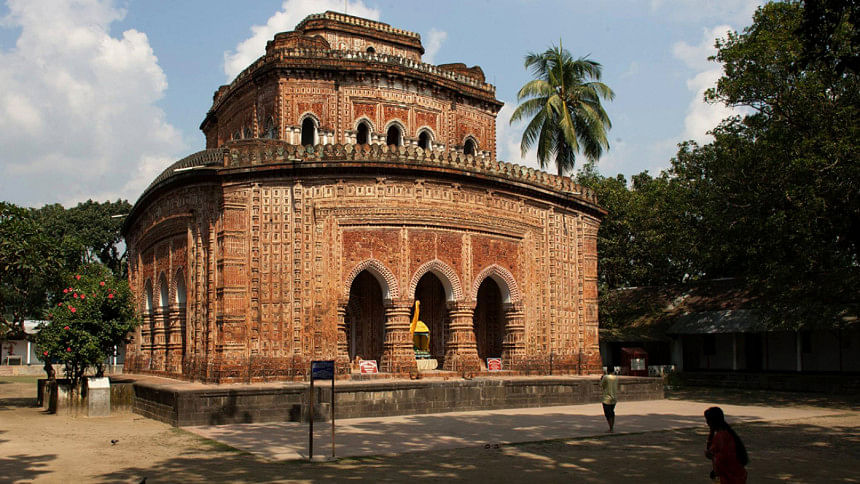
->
<box><xmin>124</xmin><ymin>12</ymin><xmax>604</xmax><ymax>382</ymax></box>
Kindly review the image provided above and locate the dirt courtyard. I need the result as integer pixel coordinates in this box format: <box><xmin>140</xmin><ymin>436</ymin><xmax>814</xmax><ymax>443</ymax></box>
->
<box><xmin>1</xmin><ymin>376</ymin><xmax>858</xmax><ymax>483</ymax></box>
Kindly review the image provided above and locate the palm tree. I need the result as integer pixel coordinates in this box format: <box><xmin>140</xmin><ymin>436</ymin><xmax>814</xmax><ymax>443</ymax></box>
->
<box><xmin>510</xmin><ymin>41</ymin><xmax>614</xmax><ymax>176</ymax></box>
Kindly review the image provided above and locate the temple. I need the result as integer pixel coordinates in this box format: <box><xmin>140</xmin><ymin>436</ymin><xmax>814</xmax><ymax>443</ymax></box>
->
<box><xmin>122</xmin><ymin>11</ymin><xmax>605</xmax><ymax>382</ymax></box>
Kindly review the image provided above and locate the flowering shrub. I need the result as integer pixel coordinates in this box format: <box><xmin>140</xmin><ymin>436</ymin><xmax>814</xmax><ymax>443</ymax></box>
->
<box><xmin>35</xmin><ymin>263</ymin><xmax>138</xmax><ymax>387</ymax></box>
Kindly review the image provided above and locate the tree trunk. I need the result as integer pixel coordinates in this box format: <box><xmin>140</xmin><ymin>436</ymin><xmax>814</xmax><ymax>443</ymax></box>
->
<box><xmin>43</xmin><ymin>360</ymin><xmax>56</xmax><ymax>380</ymax></box>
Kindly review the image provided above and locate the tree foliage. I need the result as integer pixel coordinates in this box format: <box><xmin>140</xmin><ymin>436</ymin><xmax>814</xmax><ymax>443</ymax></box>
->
<box><xmin>511</xmin><ymin>41</ymin><xmax>614</xmax><ymax>176</ymax></box>
<box><xmin>1</xmin><ymin>199</ymin><xmax>131</xmax><ymax>337</ymax></box>
<box><xmin>36</xmin><ymin>199</ymin><xmax>131</xmax><ymax>277</ymax></box>
<box><xmin>35</xmin><ymin>264</ymin><xmax>137</xmax><ymax>386</ymax></box>
<box><xmin>680</xmin><ymin>0</ymin><xmax>858</xmax><ymax>327</ymax></box>
<box><xmin>590</xmin><ymin>1</ymin><xmax>858</xmax><ymax>330</ymax></box>
<box><xmin>0</xmin><ymin>203</ymin><xmax>64</xmax><ymax>337</ymax></box>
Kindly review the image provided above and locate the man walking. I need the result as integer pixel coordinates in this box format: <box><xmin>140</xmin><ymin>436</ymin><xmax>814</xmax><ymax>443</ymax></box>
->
<box><xmin>600</xmin><ymin>367</ymin><xmax>619</xmax><ymax>432</ymax></box>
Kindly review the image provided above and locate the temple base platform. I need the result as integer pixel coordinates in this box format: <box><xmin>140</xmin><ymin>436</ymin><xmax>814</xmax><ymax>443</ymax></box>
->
<box><xmin>115</xmin><ymin>373</ymin><xmax>664</xmax><ymax>427</ymax></box>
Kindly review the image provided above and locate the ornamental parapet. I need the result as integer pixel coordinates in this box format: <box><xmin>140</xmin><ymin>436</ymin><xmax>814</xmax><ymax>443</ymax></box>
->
<box><xmin>215</xmin><ymin>48</ymin><xmax>497</xmax><ymax>110</ymax></box>
<box><xmin>137</xmin><ymin>140</ymin><xmax>601</xmax><ymax>212</ymax></box>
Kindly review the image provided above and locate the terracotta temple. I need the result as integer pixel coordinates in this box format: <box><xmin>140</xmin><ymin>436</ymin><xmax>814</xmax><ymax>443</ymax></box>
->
<box><xmin>122</xmin><ymin>12</ymin><xmax>605</xmax><ymax>382</ymax></box>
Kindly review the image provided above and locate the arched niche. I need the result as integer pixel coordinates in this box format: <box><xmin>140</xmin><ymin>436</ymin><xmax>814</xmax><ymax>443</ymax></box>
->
<box><xmin>343</xmin><ymin>259</ymin><xmax>399</xmax><ymax>301</ymax></box>
<box><xmin>407</xmin><ymin>259</ymin><xmax>463</xmax><ymax>302</ymax></box>
<box><xmin>158</xmin><ymin>273</ymin><xmax>169</xmax><ymax>309</ymax></box>
<box><xmin>175</xmin><ymin>268</ymin><xmax>186</xmax><ymax>307</ymax></box>
<box><xmin>300</xmin><ymin>115</ymin><xmax>318</xmax><ymax>146</ymax></box>
<box><xmin>471</xmin><ymin>264</ymin><xmax>520</xmax><ymax>304</ymax></box>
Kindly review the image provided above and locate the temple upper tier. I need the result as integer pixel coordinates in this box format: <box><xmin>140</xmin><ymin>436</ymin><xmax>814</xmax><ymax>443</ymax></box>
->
<box><xmin>201</xmin><ymin>11</ymin><xmax>502</xmax><ymax>160</ymax></box>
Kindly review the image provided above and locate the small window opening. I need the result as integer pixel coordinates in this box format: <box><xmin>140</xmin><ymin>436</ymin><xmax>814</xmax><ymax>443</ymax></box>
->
<box><xmin>301</xmin><ymin>118</ymin><xmax>316</xmax><ymax>146</ymax></box>
<box><xmin>159</xmin><ymin>276</ymin><xmax>169</xmax><ymax>309</ymax></box>
<box><xmin>366</xmin><ymin>46</ymin><xmax>376</xmax><ymax>54</ymax></box>
<box><xmin>232</xmin><ymin>131</ymin><xmax>241</xmax><ymax>141</ymax></box>
<box><xmin>243</xmin><ymin>126</ymin><xmax>252</xmax><ymax>139</ymax></box>
<box><xmin>418</xmin><ymin>131</ymin><xmax>431</xmax><ymax>150</ymax></box>
<box><xmin>464</xmin><ymin>139</ymin><xmax>476</xmax><ymax>156</ymax></box>
<box><xmin>386</xmin><ymin>125</ymin><xmax>401</xmax><ymax>147</ymax></box>
<box><xmin>144</xmin><ymin>281</ymin><xmax>153</xmax><ymax>313</ymax></box>
<box><xmin>175</xmin><ymin>270</ymin><xmax>186</xmax><ymax>307</ymax></box>
<box><xmin>264</xmin><ymin>117</ymin><xmax>276</xmax><ymax>139</ymax></box>
<box><xmin>356</xmin><ymin>122</ymin><xmax>370</xmax><ymax>145</ymax></box>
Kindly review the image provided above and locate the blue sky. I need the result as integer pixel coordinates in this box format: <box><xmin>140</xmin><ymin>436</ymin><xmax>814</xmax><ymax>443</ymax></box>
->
<box><xmin>0</xmin><ymin>0</ymin><xmax>761</xmax><ymax>207</ymax></box>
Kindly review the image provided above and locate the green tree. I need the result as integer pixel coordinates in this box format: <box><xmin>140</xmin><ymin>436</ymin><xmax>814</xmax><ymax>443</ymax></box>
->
<box><xmin>671</xmin><ymin>0</ymin><xmax>859</xmax><ymax>327</ymax></box>
<box><xmin>511</xmin><ymin>41</ymin><xmax>614</xmax><ymax>176</ymax></box>
<box><xmin>0</xmin><ymin>202</ymin><xmax>64</xmax><ymax>337</ymax></box>
<box><xmin>35</xmin><ymin>263</ymin><xmax>137</xmax><ymax>385</ymax></box>
<box><xmin>578</xmin><ymin>164</ymin><xmax>701</xmax><ymax>291</ymax></box>
<box><xmin>37</xmin><ymin>199</ymin><xmax>131</xmax><ymax>277</ymax></box>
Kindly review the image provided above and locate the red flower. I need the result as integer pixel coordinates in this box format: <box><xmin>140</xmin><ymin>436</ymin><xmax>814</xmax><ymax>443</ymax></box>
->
<box><xmin>58</xmin><ymin>302</ymin><xmax>63</xmax><ymax>307</ymax></box>
<box><xmin>80</xmin><ymin>294</ymin><xmax>85</xmax><ymax>299</ymax></box>
<box><xmin>108</xmin><ymin>293</ymin><xmax>114</xmax><ymax>299</ymax></box>
<box><xmin>43</xmin><ymin>351</ymin><xmax>49</xmax><ymax>356</ymax></box>
<box><xmin>70</xmin><ymin>307</ymin><xmax>76</xmax><ymax>313</ymax></box>
<box><xmin>66</xmin><ymin>347</ymin><xmax>72</xmax><ymax>352</ymax></box>
<box><xmin>73</xmin><ymin>293</ymin><xmax>79</xmax><ymax>298</ymax></box>
<box><xmin>100</xmin><ymin>281</ymin><xmax>105</xmax><ymax>286</ymax></box>
<box><xmin>63</xmin><ymin>288</ymin><xmax>69</xmax><ymax>293</ymax></box>
<box><xmin>75</xmin><ymin>275</ymin><xmax>81</xmax><ymax>280</ymax></box>
<box><xmin>64</xmin><ymin>326</ymin><xmax>70</xmax><ymax>330</ymax></box>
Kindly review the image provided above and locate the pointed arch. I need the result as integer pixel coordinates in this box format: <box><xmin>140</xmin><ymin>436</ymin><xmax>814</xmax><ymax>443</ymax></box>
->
<box><xmin>343</xmin><ymin>259</ymin><xmax>399</xmax><ymax>300</ymax></box>
<box><xmin>354</xmin><ymin>117</ymin><xmax>374</xmax><ymax>145</ymax></box>
<box><xmin>463</xmin><ymin>136</ymin><xmax>478</xmax><ymax>156</ymax></box>
<box><xmin>471</xmin><ymin>264</ymin><xmax>521</xmax><ymax>304</ymax></box>
<box><xmin>407</xmin><ymin>259</ymin><xmax>463</xmax><ymax>302</ymax></box>
<box><xmin>384</xmin><ymin>120</ymin><xmax>405</xmax><ymax>147</ymax></box>
<box><xmin>174</xmin><ymin>268</ymin><xmax>187</xmax><ymax>307</ymax></box>
<box><xmin>158</xmin><ymin>273</ymin><xmax>169</xmax><ymax>309</ymax></box>
<box><xmin>144</xmin><ymin>279</ymin><xmax>153</xmax><ymax>313</ymax></box>
<box><xmin>417</xmin><ymin>128</ymin><xmax>434</xmax><ymax>150</ymax></box>
<box><xmin>299</xmin><ymin>113</ymin><xmax>320</xmax><ymax>146</ymax></box>
<box><xmin>264</xmin><ymin>116</ymin><xmax>276</xmax><ymax>139</ymax></box>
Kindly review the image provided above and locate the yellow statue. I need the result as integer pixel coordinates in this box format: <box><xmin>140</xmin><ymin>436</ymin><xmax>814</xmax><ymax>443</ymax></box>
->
<box><xmin>409</xmin><ymin>300</ymin><xmax>431</xmax><ymax>358</ymax></box>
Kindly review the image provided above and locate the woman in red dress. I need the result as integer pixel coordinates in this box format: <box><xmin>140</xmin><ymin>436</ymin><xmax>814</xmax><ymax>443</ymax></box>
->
<box><xmin>704</xmin><ymin>407</ymin><xmax>749</xmax><ymax>483</ymax></box>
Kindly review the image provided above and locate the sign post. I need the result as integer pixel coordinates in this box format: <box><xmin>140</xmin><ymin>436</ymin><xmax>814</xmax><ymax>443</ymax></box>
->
<box><xmin>309</xmin><ymin>360</ymin><xmax>335</xmax><ymax>461</ymax></box>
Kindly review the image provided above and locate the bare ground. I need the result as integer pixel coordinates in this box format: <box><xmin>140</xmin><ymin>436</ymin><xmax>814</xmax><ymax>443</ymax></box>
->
<box><xmin>1</xmin><ymin>377</ymin><xmax>857</xmax><ymax>483</ymax></box>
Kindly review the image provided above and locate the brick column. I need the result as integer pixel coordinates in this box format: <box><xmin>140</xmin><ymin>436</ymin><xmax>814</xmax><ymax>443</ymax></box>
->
<box><xmin>443</xmin><ymin>301</ymin><xmax>481</xmax><ymax>372</ymax></box>
<box><xmin>502</xmin><ymin>302</ymin><xmax>525</xmax><ymax>370</ymax></box>
<box><xmin>379</xmin><ymin>300</ymin><xmax>417</xmax><ymax>373</ymax></box>
<box><xmin>335</xmin><ymin>302</ymin><xmax>350</xmax><ymax>373</ymax></box>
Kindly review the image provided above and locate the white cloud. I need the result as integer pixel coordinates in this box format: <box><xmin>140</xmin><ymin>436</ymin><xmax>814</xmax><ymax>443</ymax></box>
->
<box><xmin>0</xmin><ymin>0</ymin><xmax>186</xmax><ymax>207</ymax></box>
<box><xmin>620</xmin><ymin>61</ymin><xmax>640</xmax><ymax>80</ymax></box>
<box><xmin>495</xmin><ymin>101</ymin><xmax>541</xmax><ymax>171</ymax></box>
<box><xmin>422</xmin><ymin>28</ymin><xmax>447</xmax><ymax>64</ymax></box>
<box><xmin>223</xmin><ymin>0</ymin><xmax>380</xmax><ymax>81</ymax></box>
<box><xmin>672</xmin><ymin>25</ymin><xmax>744</xmax><ymax>144</ymax></box>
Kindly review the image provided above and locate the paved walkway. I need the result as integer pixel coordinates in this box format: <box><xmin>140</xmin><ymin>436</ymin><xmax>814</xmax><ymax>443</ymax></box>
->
<box><xmin>186</xmin><ymin>399</ymin><xmax>843</xmax><ymax>461</ymax></box>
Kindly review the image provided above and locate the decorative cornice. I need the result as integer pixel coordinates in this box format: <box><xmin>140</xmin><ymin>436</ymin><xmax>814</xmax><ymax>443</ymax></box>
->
<box><xmin>126</xmin><ymin>140</ymin><xmax>605</xmax><ymax>234</ymax></box>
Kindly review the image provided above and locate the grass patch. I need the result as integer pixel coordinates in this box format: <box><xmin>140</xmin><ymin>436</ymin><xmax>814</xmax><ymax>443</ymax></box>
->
<box><xmin>0</xmin><ymin>376</ymin><xmax>41</xmax><ymax>384</ymax></box>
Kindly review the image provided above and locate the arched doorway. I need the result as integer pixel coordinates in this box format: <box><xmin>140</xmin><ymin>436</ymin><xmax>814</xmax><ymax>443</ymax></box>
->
<box><xmin>473</xmin><ymin>278</ymin><xmax>504</xmax><ymax>366</ymax></box>
<box><xmin>356</xmin><ymin>121</ymin><xmax>370</xmax><ymax>145</ymax></box>
<box><xmin>413</xmin><ymin>273</ymin><xmax>449</xmax><ymax>365</ymax></box>
<box><xmin>301</xmin><ymin>117</ymin><xmax>316</xmax><ymax>146</ymax></box>
<box><xmin>418</xmin><ymin>130</ymin><xmax>431</xmax><ymax>150</ymax></box>
<box><xmin>464</xmin><ymin>138</ymin><xmax>477</xmax><ymax>156</ymax></box>
<box><xmin>345</xmin><ymin>270</ymin><xmax>385</xmax><ymax>362</ymax></box>
<box><xmin>386</xmin><ymin>125</ymin><xmax>401</xmax><ymax>147</ymax></box>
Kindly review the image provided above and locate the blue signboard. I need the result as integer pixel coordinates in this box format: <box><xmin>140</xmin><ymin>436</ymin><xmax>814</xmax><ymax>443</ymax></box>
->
<box><xmin>311</xmin><ymin>360</ymin><xmax>335</xmax><ymax>380</ymax></box>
